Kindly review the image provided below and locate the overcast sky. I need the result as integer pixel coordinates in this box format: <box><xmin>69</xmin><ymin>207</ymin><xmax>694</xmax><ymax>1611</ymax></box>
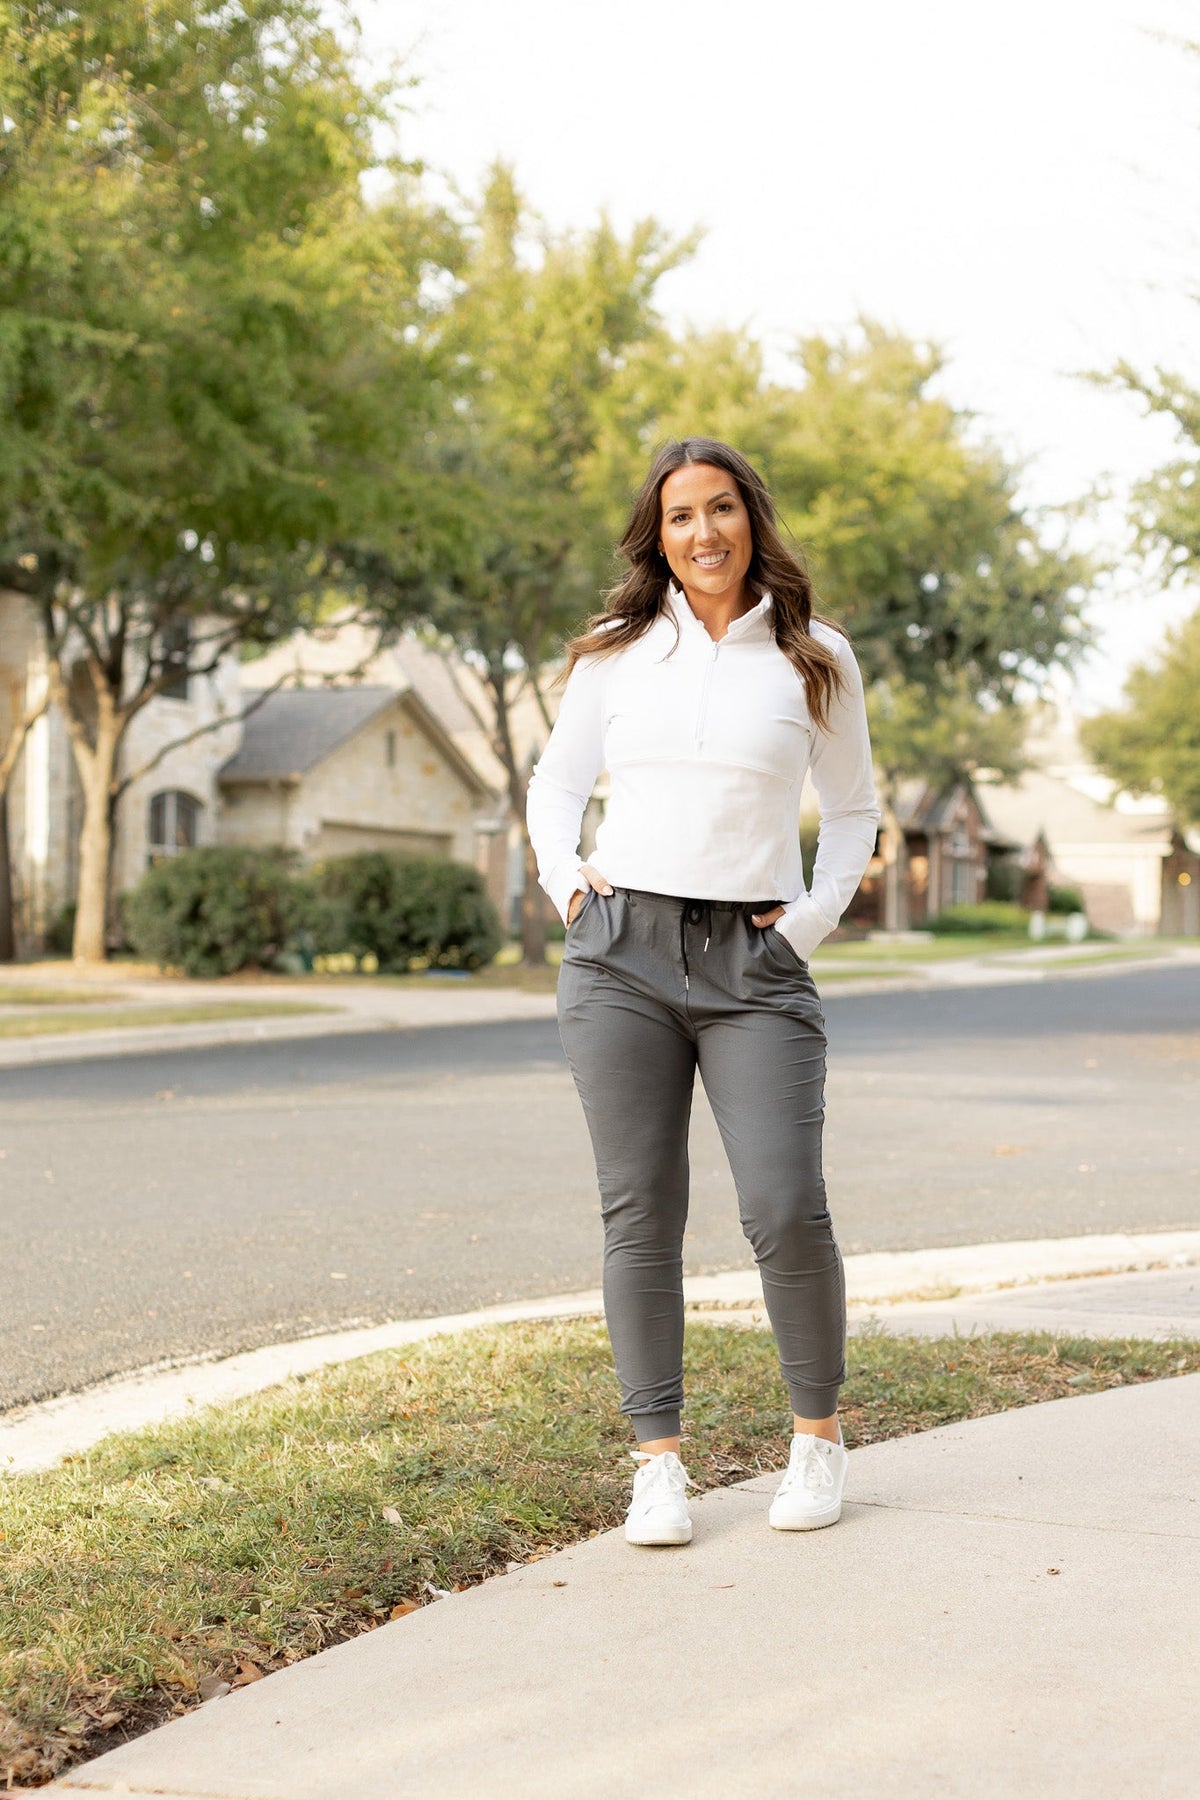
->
<box><xmin>358</xmin><ymin>0</ymin><xmax>1200</xmax><ymax>711</ymax></box>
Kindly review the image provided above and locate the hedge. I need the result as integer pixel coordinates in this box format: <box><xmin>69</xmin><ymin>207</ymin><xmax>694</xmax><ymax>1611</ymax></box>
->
<box><xmin>123</xmin><ymin>847</ymin><xmax>302</xmax><ymax>977</ymax></box>
<box><xmin>123</xmin><ymin>847</ymin><xmax>503</xmax><ymax>977</ymax></box>
<box><xmin>301</xmin><ymin>851</ymin><xmax>502</xmax><ymax>972</ymax></box>
<box><xmin>926</xmin><ymin>901</ymin><xmax>1030</xmax><ymax>936</ymax></box>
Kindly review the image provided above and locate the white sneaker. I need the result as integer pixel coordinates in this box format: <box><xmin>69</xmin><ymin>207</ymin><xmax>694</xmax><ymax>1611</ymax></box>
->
<box><xmin>624</xmin><ymin>1449</ymin><xmax>694</xmax><ymax>1545</ymax></box>
<box><xmin>768</xmin><ymin>1427</ymin><xmax>848</xmax><ymax>1531</ymax></box>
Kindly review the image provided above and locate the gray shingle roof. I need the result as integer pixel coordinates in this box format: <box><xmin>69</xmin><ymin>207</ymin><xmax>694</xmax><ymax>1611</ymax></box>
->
<box><xmin>218</xmin><ymin>687</ymin><xmax>397</xmax><ymax>782</ymax></box>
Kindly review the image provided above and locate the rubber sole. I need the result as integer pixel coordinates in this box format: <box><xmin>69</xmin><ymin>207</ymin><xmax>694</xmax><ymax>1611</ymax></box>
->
<box><xmin>625</xmin><ymin>1520</ymin><xmax>693</xmax><ymax>1545</ymax></box>
<box><xmin>768</xmin><ymin>1501</ymin><xmax>842</xmax><ymax>1531</ymax></box>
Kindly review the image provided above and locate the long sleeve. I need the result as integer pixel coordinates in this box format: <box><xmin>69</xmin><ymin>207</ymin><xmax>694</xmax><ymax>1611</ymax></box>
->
<box><xmin>525</xmin><ymin>652</ymin><xmax>607</xmax><ymax>923</ymax></box>
<box><xmin>776</xmin><ymin>635</ymin><xmax>881</xmax><ymax>963</ymax></box>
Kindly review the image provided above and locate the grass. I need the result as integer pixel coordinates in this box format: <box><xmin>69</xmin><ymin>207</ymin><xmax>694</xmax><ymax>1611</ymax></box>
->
<box><xmin>2</xmin><ymin>1318</ymin><xmax>1197</xmax><ymax>1788</ymax></box>
<box><xmin>0</xmin><ymin>985</ymin><xmax>134</xmax><ymax>1007</ymax></box>
<box><xmin>0</xmin><ymin>1000</ymin><xmax>333</xmax><ymax>1040</ymax></box>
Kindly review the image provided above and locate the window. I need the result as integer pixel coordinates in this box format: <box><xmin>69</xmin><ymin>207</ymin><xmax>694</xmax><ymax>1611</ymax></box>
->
<box><xmin>159</xmin><ymin>618</ymin><xmax>190</xmax><ymax>701</ymax></box>
<box><xmin>148</xmin><ymin>790</ymin><xmax>202</xmax><ymax>862</ymax></box>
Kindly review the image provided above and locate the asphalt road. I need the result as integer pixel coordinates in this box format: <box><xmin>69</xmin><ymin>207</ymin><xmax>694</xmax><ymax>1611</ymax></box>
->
<box><xmin>2</xmin><ymin>964</ymin><xmax>1197</xmax><ymax>1411</ymax></box>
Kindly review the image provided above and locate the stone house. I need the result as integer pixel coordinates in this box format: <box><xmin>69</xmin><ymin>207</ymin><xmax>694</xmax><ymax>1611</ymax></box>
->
<box><xmin>217</xmin><ymin>686</ymin><xmax>490</xmax><ymax>865</ymax></box>
<box><xmin>0</xmin><ymin>592</ymin><xmax>244</xmax><ymax>952</ymax></box>
<box><xmin>0</xmin><ymin>593</ymin><xmax>502</xmax><ymax>954</ymax></box>
<box><xmin>829</xmin><ymin>777</ymin><xmax>1000</xmax><ymax>934</ymax></box>
<box><xmin>975</xmin><ymin>711</ymin><xmax>1200</xmax><ymax>936</ymax></box>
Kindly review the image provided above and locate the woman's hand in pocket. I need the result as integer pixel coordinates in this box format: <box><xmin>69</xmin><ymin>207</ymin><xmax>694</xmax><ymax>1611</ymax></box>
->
<box><xmin>567</xmin><ymin>865</ymin><xmax>613</xmax><ymax>925</ymax></box>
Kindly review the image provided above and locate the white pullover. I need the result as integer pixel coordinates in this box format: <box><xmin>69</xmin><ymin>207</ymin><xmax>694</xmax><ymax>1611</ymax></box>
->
<box><xmin>525</xmin><ymin>583</ymin><xmax>882</xmax><ymax>963</ymax></box>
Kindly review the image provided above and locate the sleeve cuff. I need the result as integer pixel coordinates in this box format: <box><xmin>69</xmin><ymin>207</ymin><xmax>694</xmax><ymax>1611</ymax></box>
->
<box><xmin>543</xmin><ymin>858</ymin><xmax>589</xmax><ymax>925</ymax></box>
<box><xmin>775</xmin><ymin>892</ymin><xmax>837</xmax><ymax>963</ymax></box>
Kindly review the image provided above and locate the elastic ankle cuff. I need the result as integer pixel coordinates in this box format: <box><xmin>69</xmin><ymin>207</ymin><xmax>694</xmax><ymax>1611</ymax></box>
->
<box><xmin>630</xmin><ymin>1408</ymin><xmax>681</xmax><ymax>1442</ymax></box>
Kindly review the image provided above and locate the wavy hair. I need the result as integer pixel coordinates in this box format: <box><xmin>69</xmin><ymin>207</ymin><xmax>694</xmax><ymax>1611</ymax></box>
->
<box><xmin>553</xmin><ymin>437</ymin><xmax>848</xmax><ymax>731</ymax></box>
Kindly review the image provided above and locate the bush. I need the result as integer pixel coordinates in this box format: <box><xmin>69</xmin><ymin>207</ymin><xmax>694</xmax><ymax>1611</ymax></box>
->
<box><xmin>123</xmin><ymin>848</ymin><xmax>301</xmax><ymax>977</ymax></box>
<box><xmin>984</xmin><ymin>857</ymin><xmax>1021</xmax><ymax>903</ymax></box>
<box><xmin>1047</xmin><ymin>884</ymin><xmax>1086</xmax><ymax>916</ymax></box>
<box><xmin>303</xmin><ymin>852</ymin><xmax>503</xmax><ymax>972</ymax></box>
<box><xmin>926</xmin><ymin>901</ymin><xmax>1030</xmax><ymax>936</ymax></box>
<box><xmin>45</xmin><ymin>902</ymin><xmax>76</xmax><ymax>957</ymax></box>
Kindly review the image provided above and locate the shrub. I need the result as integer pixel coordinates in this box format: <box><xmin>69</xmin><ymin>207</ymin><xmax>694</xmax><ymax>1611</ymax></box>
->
<box><xmin>123</xmin><ymin>848</ymin><xmax>301</xmax><ymax>977</ymax></box>
<box><xmin>1047</xmin><ymin>883</ymin><xmax>1086</xmax><ymax>916</ymax></box>
<box><xmin>45</xmin><ymin>902</ymin><xmax>76</xmax><ymax>957</ymax></box>
<box><xmin>926</xmin><ymin>901</ymin><xmax>1030</xmax><ymax>936</ymax></box>
<box><xmin>984</xmin><ymin>857</ymin><xmax>1021</xmax><ymax>903</ymax></box>
<box><xmin>303</xmin><ymin>852</ymin><xmax>503</xmax><ymax>971</ymax></box>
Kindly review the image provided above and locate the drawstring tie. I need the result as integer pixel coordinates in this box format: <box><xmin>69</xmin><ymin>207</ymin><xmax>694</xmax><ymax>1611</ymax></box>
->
<box><xmin>679</xmin><ymin>898</ymin><xmax>714</xmax><ymax>993</ymax></box>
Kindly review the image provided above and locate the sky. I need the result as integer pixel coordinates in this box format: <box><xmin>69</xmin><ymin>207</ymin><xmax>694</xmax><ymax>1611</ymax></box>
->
<box><xmin>357</xmin><ymin>0</ymin><xmax>1200</xmax><ymax>712</ymax></box>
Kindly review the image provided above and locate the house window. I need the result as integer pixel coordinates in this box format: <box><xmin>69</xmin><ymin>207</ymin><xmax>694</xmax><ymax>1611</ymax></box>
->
<box><xmin>148</xmin><ymin>790</ymin><xmax>202</xmax><ymax>862</ymax></box>
<box><xmin>159</xmin><ymin>618</ymin><xmax>190</xmax><ymax>701</ymax></box>
<box><xmin>385</xmin><ymin>729</ymin><xmax>396</xmax><ymax>768</ymax></box>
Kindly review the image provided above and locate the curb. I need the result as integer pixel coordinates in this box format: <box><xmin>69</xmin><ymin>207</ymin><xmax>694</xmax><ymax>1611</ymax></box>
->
<box><xmin>1</xmin><ymin>950</ymin><xmax>1193</xmax><ymax>1070</ymax></box>
<box><xmin>4</xmin><ymin>1230</ymin><xmax>1198</xmax><ymax>1477</ymax></box>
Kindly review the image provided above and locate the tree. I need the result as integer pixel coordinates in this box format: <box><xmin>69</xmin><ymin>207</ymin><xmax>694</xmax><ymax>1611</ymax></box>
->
<box><xmin>0</xmin><ymin>0</ymin><xmax>452</xmax><ymax>959</ymax></box>
<box><xmin>654</xmin><ymin>321</ymin><xmax>1095</xmax><ymax>925</ymax></box>
<box><xmin>1080</xmin><ymin>608</ymin><xmax>1200</xmax><ymax>828</ymax></box>
<box><xmin>0</xmin><ymin>676</ymin><xmax>46</xmax><ymax>960</ymax></box>
<box><xmin>408</xmin><ymin>166</ymin><xmax>693</xmax><ymax>964</ymax></box>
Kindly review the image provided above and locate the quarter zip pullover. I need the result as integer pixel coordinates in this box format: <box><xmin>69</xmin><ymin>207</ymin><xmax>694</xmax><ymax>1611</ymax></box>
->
<box><xmin>526</xmin><ymin>583</ymin><xmax>882</xmax><ymax>963</ymax></box>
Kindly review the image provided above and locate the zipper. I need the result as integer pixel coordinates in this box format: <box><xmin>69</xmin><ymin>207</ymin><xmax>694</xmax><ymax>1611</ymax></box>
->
<box><xmin>695</xmin><ymin>638</ymin><xmax>720</xmax><ymax>744</ymax></box>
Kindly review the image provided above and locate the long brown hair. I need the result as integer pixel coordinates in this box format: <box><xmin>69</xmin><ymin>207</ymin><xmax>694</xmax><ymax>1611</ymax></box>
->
<box><xmin>554</xmin><ymin>437</ymin><xmax>848</xmax><ymax>731</ymax></box>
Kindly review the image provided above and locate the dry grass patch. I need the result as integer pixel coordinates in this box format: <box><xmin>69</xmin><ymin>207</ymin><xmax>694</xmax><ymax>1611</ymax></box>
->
<box><xmin>2</xmin><ymin>1318</ymin><xmax>1196</xmax><ymax>1786</ymax></box>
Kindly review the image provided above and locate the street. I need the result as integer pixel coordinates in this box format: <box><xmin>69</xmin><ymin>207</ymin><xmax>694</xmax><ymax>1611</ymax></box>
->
<box><xmin>2</xmin><ymin>964</ymin><xmax>1197</xmax><ymax>1411</ymax></box>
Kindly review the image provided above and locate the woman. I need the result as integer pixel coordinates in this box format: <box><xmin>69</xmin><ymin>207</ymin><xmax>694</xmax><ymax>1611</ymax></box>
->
<box><xmin>526</xmin><ymin>437</ymin><xmax>881</xmax><ymax>1546</ymax></box>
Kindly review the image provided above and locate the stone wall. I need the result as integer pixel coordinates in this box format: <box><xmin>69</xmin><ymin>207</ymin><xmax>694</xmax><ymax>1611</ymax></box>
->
<box><xmin>219</xmin><ymin>695</ymin><xmax>480</xmax><ymax>866</ymax></box>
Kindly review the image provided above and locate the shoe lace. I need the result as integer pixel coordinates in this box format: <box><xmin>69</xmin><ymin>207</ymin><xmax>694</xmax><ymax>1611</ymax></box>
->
<box><xmin>776</xmin><ymin>1434</ymin><xmax>836</xmax><ymax>1498</ymax></box>
<box><xmin>629</xmin><ymin>1449</ymin><xmax>692</xmax><ymax>1506</ymax></box>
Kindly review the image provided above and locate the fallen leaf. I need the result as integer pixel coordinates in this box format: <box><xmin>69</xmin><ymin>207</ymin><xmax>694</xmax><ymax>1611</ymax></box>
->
<box><xmin>341</xmin><ymin>1586</ymin><xmax>366</xmax><ymax>1600</ymax></box>
<box><xmin>552</xmin><ymin>1580</ymin><xmax>567</xmax><ymax>1588</ymax></box>
<box><xmin>389</xmin><ymin>1599</ymin><xmax>419</xmax><ymax>1620</ymax></box>
<box><xmin>97</xmin><ymin>1711</ymin><xmax>123</xmax><ymax>1729</ymax></box>
<box><xmin>197</xmin><ymin>1675</ymin><xmax>231</xmax><ymax>1702</ymax></box>
<box><xmin>381</xmin><ymin>1506</ymin><xmax>401</xmax><ymax>1524</ymax></box>
<box><xmin>232</xmin><ymin>1661</ymin><xmax>264</xmax><ymax>1685</ymax></box>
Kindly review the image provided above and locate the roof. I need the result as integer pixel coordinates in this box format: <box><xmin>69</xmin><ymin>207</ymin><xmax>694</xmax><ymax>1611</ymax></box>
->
<box><xmin>218</xmin><ymin>688</ymin><xmax>399</xmax><ymax>782</ymax></box>
<box><xmin>976</xmin><ymin>766</ymin><xmax>1176</xmax><ymax>853</ymax></box>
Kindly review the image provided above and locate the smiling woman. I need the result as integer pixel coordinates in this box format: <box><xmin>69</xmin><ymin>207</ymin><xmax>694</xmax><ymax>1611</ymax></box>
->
<box><xmin>526</xmin><ymin>436</ymin><xmax>882</xmax><ymax>1546</ymax></box>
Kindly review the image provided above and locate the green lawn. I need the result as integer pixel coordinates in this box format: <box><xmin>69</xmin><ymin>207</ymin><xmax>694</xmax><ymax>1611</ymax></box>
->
<box><xmin>0</xmin><ymin>984</ymin><xmax>134</xmax><ymax>1007</ymax></box>
<box><xmin>2</xmin><ymin>1318</ymin><xmax>1197</xmax><ymax>1787</ymax></box>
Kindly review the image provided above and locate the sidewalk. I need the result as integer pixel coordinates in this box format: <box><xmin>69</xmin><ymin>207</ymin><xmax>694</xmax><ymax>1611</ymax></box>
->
<box><xmin>45</xmin><ymin>1268</ymin><xmax>1200</xmax><ymax>1799</ymax></box>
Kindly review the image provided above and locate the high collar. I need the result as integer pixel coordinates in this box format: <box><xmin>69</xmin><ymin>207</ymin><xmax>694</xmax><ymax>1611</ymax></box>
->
<box><xmin>665</xmin><ymin>580</ymin><xmax>773</xmax><ymax>644</ymax></box>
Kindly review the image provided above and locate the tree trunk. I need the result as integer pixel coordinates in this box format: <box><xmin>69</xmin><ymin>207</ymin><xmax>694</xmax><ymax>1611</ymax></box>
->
<box><xmin>879</xmin><ymin>799</ymin><xmax>910</xmax><ymax>934</ymax></box>
<box><xmin>0</xmin><ymin>790</ymin><xmax>14</xmax><ymax>963</ymax></box>
<box><xmin>71</xmin><ymin>716</ymin><xmax>120</xmax><ymax>964</ymax></box>
<box><xmin>520</xmin><ymin>828</ymin><xmax>548</xmax><ymax>967</ymax></box>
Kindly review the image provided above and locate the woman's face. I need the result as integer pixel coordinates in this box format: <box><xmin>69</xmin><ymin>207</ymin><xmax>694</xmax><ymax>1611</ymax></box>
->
<box><xmin>658</xmin><ymin>462</ymin><xmax>754</xmax><ymax>600</ymax></box>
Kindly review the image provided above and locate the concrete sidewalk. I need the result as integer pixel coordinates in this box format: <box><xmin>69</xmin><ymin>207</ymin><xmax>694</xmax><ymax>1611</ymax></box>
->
<box><xmin>46</xmin><ymin>1274</ymin><xmax>1200</xmax><ymax>1800</ymax></box>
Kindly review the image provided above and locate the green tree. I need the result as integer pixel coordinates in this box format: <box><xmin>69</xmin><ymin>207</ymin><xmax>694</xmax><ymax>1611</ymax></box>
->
<box><xmin>655</xmin><ymin>321</ymin><xmax>1094</xmax><ymax>925</ymax></box>
<box><xmin>0</xmin><ymin>0</ymin><xmax>452</xmax><ymax>959</ymax></box>
<box><xmin>409</xmin><ymin>166</ymin><xmax>692</xmax><ymax>963</ymax></box>
<box><xmin>1080</xmin><ymin>608</ymin><xmax>1200</xmax><ymax>828</ymax></box>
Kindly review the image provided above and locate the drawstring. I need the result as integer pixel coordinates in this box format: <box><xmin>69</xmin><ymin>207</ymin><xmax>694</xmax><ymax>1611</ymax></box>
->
<box><xmin>678</xmin><ymin>899</ymin><xmax>713</xmax><ymax>994</ymax></box>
